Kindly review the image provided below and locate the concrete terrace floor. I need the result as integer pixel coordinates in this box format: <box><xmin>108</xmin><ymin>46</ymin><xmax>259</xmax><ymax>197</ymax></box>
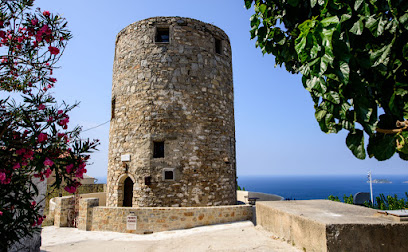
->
<box><xmin>40</xmin><ymin>221</ymin><xmax>300</xmax><ymax>252</ymax></box>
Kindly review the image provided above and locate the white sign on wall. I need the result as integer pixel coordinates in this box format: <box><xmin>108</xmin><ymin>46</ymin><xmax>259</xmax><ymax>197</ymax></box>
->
<box><xmin>121</xmin><ymin>154</ymin><xmax>131</xmax><ymax>162</ymax></box>
<box><xmin>127</xmin><ymin>215</ymin><xmax>137</xmax><ymax>230</ymax></box>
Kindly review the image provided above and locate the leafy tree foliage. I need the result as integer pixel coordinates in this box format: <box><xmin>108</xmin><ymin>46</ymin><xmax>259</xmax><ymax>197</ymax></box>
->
<box><xmin>0</xmin><ymin>1</ymin><xmax>98</xmax><ymax>250</ymax></box>
<box><xmin>245</xmin><ymin>0</ymin><xmax>408</xmax><ymax>161</ymax></box>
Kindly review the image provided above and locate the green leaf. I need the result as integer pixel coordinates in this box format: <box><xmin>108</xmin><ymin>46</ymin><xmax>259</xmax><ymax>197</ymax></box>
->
<box><xmin>370</xmin><ymin>41</ymin><xmax>393</xmax><ymax>67</ymax></box>
<box><xmin>321</xmin><ymin>16</ymin><xmax>339</xmax><ymax>27</ymax></box>
<box><xmin>346</xmin><ymin>130</ymin><xmax>366</xmax><ymax>159</ymax></box>
<box><xmin>245</xmin><ymin>0</ymin><xmax>253</xmax><ymax>9</ymax></box>
<box><xmin>259</xmin><ymin>4</ymin><xmax>267</xmax><ymax>14</ymax></box>
<box><xmin>320</xmin><ymin>54</ymin><xmax>333</xmax><ymax>74</ymax></box>
<box><xmin>339</xmin><ymin>61</ymin><xmax>350</xmax><ymax>84</ymax></box>
<box><xmin>315</xmin><ymin>109</ymin><xmax>327</xmax><ymax>121</ymax></box>
<box><xmin>350</xmin><ymin>18</ymin><xmax>364</xmax><ymax>35</ymax></box>
<box><xmin>367</xmin><ymin>134</ymin><xmax>396</xmax><ymax>161</ymax></box>
<box><xmin>366</xmin><ymin>15</ymin><xmax>386</xmax><ymax>37</ymax></box>
<box><xmin>403</xmin><ymin>44</ymin><xmax>408</xmax><ymax>60</ymax></box>
<box><xmin>310</xmin><ymin>0</ymin><xmax>317</xmax><ymax>8</ymax></box>
<box><xmin>287</xmin><ymin>0</ymin><xmax>299</xmax><ymax>7</ymax></box>
<box><xmin>399</xmin><ymin>13</ymin><xmax>408</xmax><ymax>30</ymax></box>
<box><xmin>295</xmin><ymin>36</ymin><xmax>307</xmax><ymax>56</ymax></box>
<box><xmin>323</xmin><ymin>91</ymin><xmax>341</xmax><ymax>104</ymax></box>
<box><xmin>354</xmin><ymin>0</ymin><xmax>364</xmax><ymax>10</ymax></box>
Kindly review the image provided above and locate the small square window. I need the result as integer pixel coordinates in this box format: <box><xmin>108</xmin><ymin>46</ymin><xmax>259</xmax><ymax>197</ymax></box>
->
<box><xmin>155</xmin><ymin>28</ymin><xmax>169</xmax><ymax>43</ymax></box>
<box><xmin>215</xmin><ymin>38</ymin><xmax>222</xmax><ymax>54</ymax></box>
<box><xmin>153</xmin><ymin>141</ymin><xmax>164</xmax><ymax>158</ymax></box>
<box><xmin>164</xmin><ymin>170</ymin><xmax>174</xmax><ymax>180</ymax></box>
<box><xmin>162</xmin><ymin>168</ymin><xmax>175</xmax><ymax>181</ymax></box>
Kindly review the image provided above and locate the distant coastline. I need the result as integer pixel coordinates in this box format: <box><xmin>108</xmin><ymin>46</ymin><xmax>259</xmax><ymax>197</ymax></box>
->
<box><xmin>368</xmin><ymin>179</ymin><xmax>392</xmax><ymax>184</ymax></box>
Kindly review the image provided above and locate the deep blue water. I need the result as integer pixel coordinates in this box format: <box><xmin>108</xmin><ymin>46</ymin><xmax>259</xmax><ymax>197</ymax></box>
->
<box><xmin>238</xmin><ymin>175</ymin><xmax>408</xmax><ymax>200</ymax></box>
<box><xmin>94</xmin><ymin>175</ymin><xmax>408</xmax><ymax>201</ymax></box>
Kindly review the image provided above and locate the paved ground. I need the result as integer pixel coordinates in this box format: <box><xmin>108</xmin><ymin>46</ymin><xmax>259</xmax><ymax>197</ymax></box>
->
<box><xmin>41</xmin><ymin>221</ymin><xmax>300</xmax><ymax>252</ymax></box>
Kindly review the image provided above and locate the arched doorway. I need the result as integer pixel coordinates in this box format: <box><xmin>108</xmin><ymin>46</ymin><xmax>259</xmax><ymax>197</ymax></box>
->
<box><xmin>123</xmin><ymin>177</ymin><xmax>134</xmax><ymax>207</ymax></box>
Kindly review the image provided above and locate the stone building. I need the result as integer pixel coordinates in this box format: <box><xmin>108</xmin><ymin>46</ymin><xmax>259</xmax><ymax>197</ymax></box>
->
<box><xmin>107</xmin><ymin>16</ymin><xmax>236</xmax><ymax>207</ymax></box>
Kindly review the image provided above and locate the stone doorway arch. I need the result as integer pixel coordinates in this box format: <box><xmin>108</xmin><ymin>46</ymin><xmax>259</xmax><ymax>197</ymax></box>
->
<box><xmin>123</xmin><ymin>177</ymin><xmax>133</xmax><ymax>207</ymax></box>
<box><xmin>116</xmin><ymin>174</ymin><xmax>137</xmax><ymax>207</ymax></box>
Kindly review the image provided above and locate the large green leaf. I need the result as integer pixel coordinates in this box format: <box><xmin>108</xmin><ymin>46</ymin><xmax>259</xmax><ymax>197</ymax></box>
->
<box><xmin>367</xmin><ymin>134</ymin><xmax>396</xmax><ymax>161</ymax></box>
<box><xmin>321</xmin><ymin>16</ymin><xmax>339</xmax><ymax>27</ymax></box>
<box><xmin>245</xmin><ymin>0</ymin><xmax>253</xmax><ymax>9</ymax></box>
<box><xmin>323</xmin><ymin>91</ymin><xmax>341</xmax><ymax>104</ymax></box>
<box><xmin>339</xmin><ymin>61</ymin><xmax>350</xmax><ymax>84</ymax></box>
<box><xmin>350</xmin><ymin>18</ymin><xmax>364</xmax><ymax>35</ymax></box>
<box><xmin>354</xmin><ymin>0</ymin><xmax>364</xmax><ymax>11</ymax></box>
<box><xmin>346</xmin><ymin>130</ymin><xmax>366</xmax><ymax>159</ymax></box>
<box><xmin>370</xmin><ymin>41</ymin><xmax>393</xmax><ymax>67</ymax></box>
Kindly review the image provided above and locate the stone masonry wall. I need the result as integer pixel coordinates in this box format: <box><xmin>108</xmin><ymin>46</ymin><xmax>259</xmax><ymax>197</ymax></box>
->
<box><xmin>77</xmin><ymin>198</ymin><xmax>99</xmax><ymax>231</ymax></box>
<box><xmin>54</xmin><ymin>196</ymin><xmax>75</xmax><ymax>227</ymax></box>
<box><xmin>82</xmin><ymin>204</ymin><xmax>252</xmax><ymax>234</ymax></box>
<box><xmin>108</xmin><ymin>17</ymin><xmax>236</xmax><ymax>207</ymax></box>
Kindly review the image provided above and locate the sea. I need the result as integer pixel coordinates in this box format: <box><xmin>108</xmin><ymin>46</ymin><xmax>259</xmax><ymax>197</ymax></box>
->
<box><xmin>238</xmin><ymin>175</ymin><xmax>408</xmax><ymax>200</ymax></box>
<box><xmin>94</xmin><ymin>174</ymin><xmax>408</xmax><ymax>201</ymax></box>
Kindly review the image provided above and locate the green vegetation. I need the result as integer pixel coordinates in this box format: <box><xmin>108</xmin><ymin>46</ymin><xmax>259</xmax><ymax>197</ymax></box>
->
<box><xmin>245</xmin><ymin>0</ymin><xmax>408</xmax><ymax>161</ymax></box>
<box><xmin>328</xmin><ymin>192</ymin><xmax>408</xmax><ymax>210</ymax></box>
<box><xmin>237</xmin><ymin>185</ymin><xmax>246</xmax><ymax>191</ymax></box>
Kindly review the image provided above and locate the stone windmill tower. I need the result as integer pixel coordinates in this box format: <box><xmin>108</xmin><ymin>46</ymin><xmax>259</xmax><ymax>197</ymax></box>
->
<box><xmin>107</xmin><ymin>17</ymin><xmax>236</xmax><ymax>207</ymax></box>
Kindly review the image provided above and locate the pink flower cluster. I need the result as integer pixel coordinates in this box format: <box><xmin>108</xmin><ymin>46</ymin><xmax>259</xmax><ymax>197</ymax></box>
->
<box><xmin>38</xmin><ymin>133</ymin><xmax>47</xmax><ymax>143</ymax></box>
<box><xmin>0</xmin><ymin>171</ymin><xmax>10</xmax><ymax>184</ymax></box>
<box><xmin>57</xmin><ymin>112</ymin><xmax>69</xmax><ymax>129</ymax></box>
<box><xmin>64</xmin><ymin>185</ymin><xmax>77</xmax><ymax>194</ymax></box>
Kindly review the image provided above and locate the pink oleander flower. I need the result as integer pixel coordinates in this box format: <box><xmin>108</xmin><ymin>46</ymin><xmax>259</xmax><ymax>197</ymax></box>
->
<box><xmin>38</xmin><ymin>133</ymin><xmax>47</xmax><ymax>143</ymax></box>
<box><xmin>24</xmin><ymin>150</ymin><xmax>34</xmax><ymax>160</ymax></box>
<box><xmin>47</xmin><ymin>116</ymin><xmax>53</xmax><ymax>122</ymax></box>
<box><xmin>48</xmin><ymin>46</ymin><xmax>60</xmax><ymax>55</ymax></box>
<box><xmin>45</xmin><ymin>168</ymin><xmax>52</xmax><ymax>178</ymax></box>
<box><xmin>57</xmin><ymin>110</ymin><xmax>63</xmax><ymax>114</ymax></box>
<box><xmin>16</xmin><ymin>149</ymin><xmax>26</xmax><ymax>155</ymax></box>
<box><xmin>0</xmin><ymin>172</ymin><xmax>6</xmax><ymax>184</ymax></box>
<box><xmin>43</xmin><ymin>158</ymin><xmax>54</xmax><ymax>167</ymax></box>
<box><xmin>0</xmin><ymin>211</ymin><xmax>3</xmax><ymax>216</ymax></box>
<box><xmin>64</xmin><ymin>185</ymin><xmax>77</xmax><ymax>194</ymax></box>
<box><xmin>66</xmin><ymin>164</ymin><xmax>74</xmax><ymax>173</ymax></box>
<box><xmin>31</xmin><ymin>201</ymin><xmax>36</xmax><ymax>207</ymax></box>
<box><xmin>38</xmin><ymin>104</ymin><xmax>45</xmax><ymax>110</ymax></box>
<box><xmin>12</xmin><ymin>163</ymin><xmax>20</xmax><ymax>170</ymax></box>
<box><xmin>31</xmin><ymin>19</ymin><xmax>38</xmax><ymax>26</ymax></box>
<box><xmin>43</xmin><ymin>11</ymin><xmax>50</xmax><ymax>16</ymax></box>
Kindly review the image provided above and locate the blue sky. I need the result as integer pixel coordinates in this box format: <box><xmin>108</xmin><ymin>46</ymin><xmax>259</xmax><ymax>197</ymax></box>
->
<box><xmin>32</xmin><ymin>0</ymin><xmax>408</xmax><ymax>178</ymax></box>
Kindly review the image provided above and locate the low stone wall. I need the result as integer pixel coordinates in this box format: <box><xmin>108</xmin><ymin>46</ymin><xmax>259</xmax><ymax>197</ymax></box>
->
<box><xmin>256</xmin><ymin>200</ymin><xmax>408</xmax><ymax>252</ymax></box>
<box><xmin>77</xmin><ymin>197</ymin><xmax>252</xmax><ymax>234</ymax></box>
<box><xmin>80</xmin><ymin>192</ymin><xmax>106</xmax><ymax>206</ymax></box>
<box><xmin>54</xmin><ymin>196</ymin><xmax>75</xmax><ymax>227</ymax></box>
<box><xmin>237</xmin><ymin>190</ymin><xmax>283</xmax><ymax>204</ymax></box>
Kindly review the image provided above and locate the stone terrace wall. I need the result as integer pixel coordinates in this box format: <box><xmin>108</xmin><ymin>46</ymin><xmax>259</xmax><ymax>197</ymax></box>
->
<box><xmin>78</xmin><ymin>197</ymin><xmax>252</xmax><ymax>234</ymax></box>
<box><xmin>108</xmin><ymin>16</ymin><xmax>236</xmax><ymax>208</ymax></box>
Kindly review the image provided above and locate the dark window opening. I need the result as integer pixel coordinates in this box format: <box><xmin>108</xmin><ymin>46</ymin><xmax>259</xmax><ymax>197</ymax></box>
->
<box><xmin>153</xmin><ymin>141</ymin><xmax>164</xmax><ymax>158</ymax></box>
<box><xmin>164</xmin><ymin>170</ymin><xmax>174</xmax><ymax>180</ymax></box>
<box><xmin>111</xmin><ymin>98</ymin><xmax>116</xmax><ymax>119</ymax></box>
<box><xmin>145</xmin><ymin>176</ymin><xmax>152</xmax><ymax>185</ymax></box>
<box><xmin>155</xmin><ymin>28</ymin><xmax>169</xmax><ymax>43</ymax></box>
<box><xmin>215</xmin><ymin>38</ymin><xmax>222</xmax><ymax>54</ymax></box>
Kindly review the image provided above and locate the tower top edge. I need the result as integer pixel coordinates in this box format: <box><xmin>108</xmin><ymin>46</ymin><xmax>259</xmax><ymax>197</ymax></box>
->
<box><xmin>115</xmin><ymin>16</ymin><xmax>230</xmax><ymax>45</ymax></box>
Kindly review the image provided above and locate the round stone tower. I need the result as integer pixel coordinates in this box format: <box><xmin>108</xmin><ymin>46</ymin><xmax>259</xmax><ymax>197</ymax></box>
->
<box><xmin>107</xmin><ymin>17</ymin><xmax>236</xmax><ymax>207</ymax></box>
